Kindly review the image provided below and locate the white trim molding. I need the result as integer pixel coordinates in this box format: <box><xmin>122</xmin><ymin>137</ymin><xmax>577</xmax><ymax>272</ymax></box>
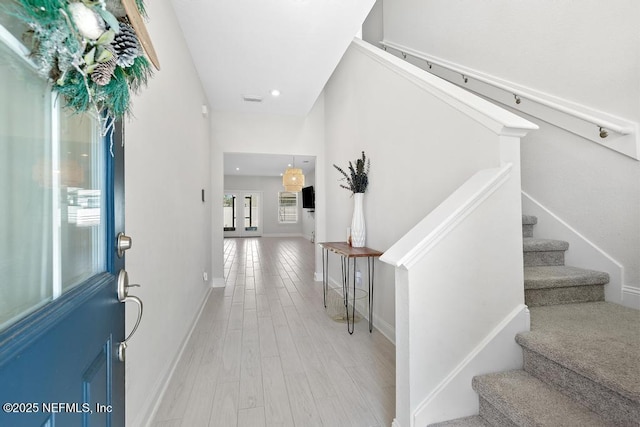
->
<box><xmin>351</xmin><ymin>39</ymin><xmax>538</xmax><ymax>138</ymax></box>
<box><xmin>325</xmin><ymin>277</ymin><xmax>396</xmax><ymax>344</ymax></box>
<box><xmin>261</xmin><ymin>233</ymin><xmax>305</xmax><ymax>238</ymax></box>
<box><xmin>0</xmin><ymin>24</ymin><xmax>34</xmax><ymax>66</ymax></box>
<box><xmin>413</xmin><ymin>305</ymin><xmax>529</xmax><ymax>426</ymax></box>
<box><xmin>211</xmin><ymin>277</ymin><xmax>226</xmax><ymax>288</ymax></box>
<box><xmin>622</xmin><ymin>286</ymin><xmax>640</xmax><ymax>310</ymax></box>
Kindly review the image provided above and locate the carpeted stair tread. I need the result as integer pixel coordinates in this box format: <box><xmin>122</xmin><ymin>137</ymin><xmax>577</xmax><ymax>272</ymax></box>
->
<box><xmin>516</xmin><ymin>302</ymin><xmax>640</xmax><ymax>403</ymax></box>
<box><xmin>523</xmin><ymin>238</ymin><xmax>567</xmax><ymax>267</ymax></box>
<box><xmin>429</xmin><ymin>415</ymin><xmax>489</xmax><ymax>427</ymax></box>
<box><xmin>523</xmin><ymin>237</ymin><xmax>569</xmax><ymax>252</ymax></box>
<box><xmin>522</xmin><ymin>215</ymin><xmax>538</xmax><ymax>238</ymax></box>
<box><xmin>524</xmin><ymin>265</ymin><xmax>609</xmax><ymax>289</ymax></box>
<box><xmin>472</xmin><ymin>370</ymin><xmax>613</xmax><ymax>426</ymax></box>
<box><xmin>435</xmin><ymin>215</ymin><xmax>637</xmax><ymax>426</ymax></box>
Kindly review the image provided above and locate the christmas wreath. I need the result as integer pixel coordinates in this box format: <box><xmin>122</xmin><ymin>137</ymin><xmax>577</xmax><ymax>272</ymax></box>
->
<box><xmin>11</xmin><ymin>0</ymin><xmax>157</xmax><ymax>125</ymax></box>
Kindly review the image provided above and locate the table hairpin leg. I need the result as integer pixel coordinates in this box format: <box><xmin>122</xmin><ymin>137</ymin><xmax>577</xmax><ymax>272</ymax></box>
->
<box><xmin>341</xmin><ymin>255</ymin><xmax>348</xmax><ymax>307</ymax></box>
<box><xmin>346</xmin><ymin>257</ymin><xmax>358</xmax><ymax>334</ymax></box>
<box><xmin>368</xmin><ymin>257</ymin><xmax>374</xmax><ymax>333</ymax></box>
<box><xmin>322</xmin><ymin>248</ymin><xmax>328</xmax><ymax>308</ymax></box>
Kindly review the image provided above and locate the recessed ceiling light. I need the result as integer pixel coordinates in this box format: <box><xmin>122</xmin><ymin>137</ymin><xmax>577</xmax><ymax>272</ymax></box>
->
<box><xmin>236</xmin><ymin>167</ymin><xmax>240</xmax><ymax>171</ymax></box>
<box><xmin>271</xmin><ymin>89</ymin><xmax>280</xmax><ymax>97</ymax></box>
<box><xmin>288</xmin><ymin>163</ymin><xmax>292</xmax><ymax>167</ymax></box>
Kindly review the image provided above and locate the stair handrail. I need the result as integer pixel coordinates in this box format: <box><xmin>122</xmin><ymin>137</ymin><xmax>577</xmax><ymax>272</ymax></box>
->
<box><xmin>352</xmin><ymin>39</ymin><xmax>538</xmax><ymax>138</ymax></box>
<box><xmin>380</xmin><ymin>40</ymin><xmax>635</xmax><ymax>138</ymax></box>
<box><xmin>381</xmin><ymin>164</ymin><xmax>512</xmax><ymax>269</ymax></box>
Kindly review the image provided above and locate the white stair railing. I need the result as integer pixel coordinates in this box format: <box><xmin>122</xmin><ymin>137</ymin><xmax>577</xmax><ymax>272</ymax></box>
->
<box><xmin>363</xmin><ymin>37</ymin><xmax>538</xmax><ymax>425</ymax></box>
<box><xmin>381</xmin><ymin>163</ymin><xmax>531</xmax><ymax>426</ymax></box>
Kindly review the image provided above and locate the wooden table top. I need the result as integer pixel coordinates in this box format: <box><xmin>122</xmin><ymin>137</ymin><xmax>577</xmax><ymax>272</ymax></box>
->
<box><xmin>319</xmin><ymin>242</ymin><xmax>384</xmax><ymax>258</ymax></box>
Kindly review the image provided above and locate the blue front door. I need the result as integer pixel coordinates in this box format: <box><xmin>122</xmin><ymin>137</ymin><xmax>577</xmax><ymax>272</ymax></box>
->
<box><xmin>0</xmin><ymin>25</ymin><xmax>127</xmax><ymax>426</ymax></box>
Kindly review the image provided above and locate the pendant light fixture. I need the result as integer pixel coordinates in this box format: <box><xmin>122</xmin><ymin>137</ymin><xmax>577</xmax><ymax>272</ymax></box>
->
<box><xmin>282</xmin><ymin>156</ymin><xmax>305</xmax><ymax>192</ymax></box>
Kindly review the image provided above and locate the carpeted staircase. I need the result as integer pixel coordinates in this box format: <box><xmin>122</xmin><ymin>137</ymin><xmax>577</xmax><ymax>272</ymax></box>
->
<box><xmin>431</xmin><ymin>215</ymin><xmax>640</xmax><ymax>426</ymax></box>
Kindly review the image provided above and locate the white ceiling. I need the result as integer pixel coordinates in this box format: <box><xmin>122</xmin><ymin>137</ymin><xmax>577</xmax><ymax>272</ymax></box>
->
<box><xmin>224</xmin><ymin>152</ymin><xmax>316</xmax><ymax>177</ymax></box>
<box><xmin>169</xmin><ymin>0</ymin><xmax>376</xmax><ymax>116</ymax></box>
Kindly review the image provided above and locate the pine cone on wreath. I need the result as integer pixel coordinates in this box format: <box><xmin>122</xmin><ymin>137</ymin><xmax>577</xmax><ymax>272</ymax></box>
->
<box><xmin>113</xmin><ymin>23</ymin><xmax>141</xmax><ymax>68</ymax></box>
<box><xmin>91</xmin><ymin>49</ymin><xmax>118</xmax><ymax>86</ymax></box>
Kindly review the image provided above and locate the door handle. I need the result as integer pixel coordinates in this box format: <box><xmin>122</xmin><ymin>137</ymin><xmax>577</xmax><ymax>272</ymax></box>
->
<box><xmin>116</xmin><ymin>269</ymin><xmax>143</xmax><ymax>362</ymax></box>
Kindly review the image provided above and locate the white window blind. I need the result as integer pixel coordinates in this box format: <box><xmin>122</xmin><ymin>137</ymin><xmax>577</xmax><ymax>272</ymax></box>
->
<box><xmin>278</xmin><ymin>192</ymin><xmax>298</xmax><ymax>223</ymax></box>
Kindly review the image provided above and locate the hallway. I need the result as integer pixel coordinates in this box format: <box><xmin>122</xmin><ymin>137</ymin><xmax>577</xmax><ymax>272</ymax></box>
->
<box><xmin>152</xmin><ymin>237</ymin><xmax>395</xmax><ymax>426</ymax></box>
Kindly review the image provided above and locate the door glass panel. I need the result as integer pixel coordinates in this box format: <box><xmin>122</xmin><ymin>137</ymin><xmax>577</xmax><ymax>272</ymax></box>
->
<box><xmin>223</xmin><ymin>194</ymin><xmax>237</xmax><ymax>231</ymax></box>
<box><xmin>244</xmin><ymin>194</ymin><xmax>259</xmax><ymax>231</ymax></box>
<box><xmin>59</xmin><ymin>112</ymin><xmax>105</xmax><ymax>292</ymax></box>
<box><xmin>0</xmin><ymin>28</ymin><xmax>105</xmax><ymax>331</ymax></box>
<box><xmin>0</xmin><ymin>37</ymin><xmax>53</xmax><ymax>329</ymax></box>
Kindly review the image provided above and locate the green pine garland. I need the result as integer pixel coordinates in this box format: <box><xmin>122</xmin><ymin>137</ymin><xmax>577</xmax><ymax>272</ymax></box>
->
<box><xmin>10</xmin><ymin>0</ymin><xmax>153</xmax><ymax>122</ymax></box>
<box><xmin>134</xmin><ymin>0</ymin><xmax>145</xmax><ymax>18</ymax></box>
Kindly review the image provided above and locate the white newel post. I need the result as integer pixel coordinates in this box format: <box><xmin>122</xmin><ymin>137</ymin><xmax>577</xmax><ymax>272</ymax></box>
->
<box><xmin>351</xmin><ymin>193</ymin><xmax>366</xmax><ymax>247</ymax></box>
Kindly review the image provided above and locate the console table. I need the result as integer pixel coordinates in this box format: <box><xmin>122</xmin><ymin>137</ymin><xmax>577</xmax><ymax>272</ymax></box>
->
<box><xmin>319</xmin><ymin>242</ymin><xmax>384</xmax><ymax>334</ymax></box>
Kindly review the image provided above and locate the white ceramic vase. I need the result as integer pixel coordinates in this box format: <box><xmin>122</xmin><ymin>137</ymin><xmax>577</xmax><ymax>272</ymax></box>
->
<box><xmin>351</xmin><ymin>193</ymin><xmax>366</xmax><ymax>247</ymax></box>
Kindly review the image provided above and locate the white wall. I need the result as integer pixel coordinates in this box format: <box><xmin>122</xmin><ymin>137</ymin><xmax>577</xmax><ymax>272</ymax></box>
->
<box><xmin>124</xmin><ymin>0</ymin><xmax>212</xmax><ymax>424</ymax></box>
<box><xmin>323</xmin><ymin>39</ymin><xmax>505</xmax><ymax>340</ymax></box>
<box><xmin>223</xmin><ymin>175</ymin><xmax>307</xmax><ymax>236</ymax></box>
<box><xmin>384</xmin><ymin>0</ymin><xmax>640</xmax><ymax>120</ymax></box>
<box><xmin>383</xmin><ymin>0</ymin><xmax>640</xmax><ymax>301</ymax></box>
<box><xmin>211</xmin><ymin>102</ymin><xmax>326</xmax><ymax>284</ymax></box>
<box><xmin>362</xmin><ymin>0</ymin><xmax>383</xmax><ymax>47</ymax></box>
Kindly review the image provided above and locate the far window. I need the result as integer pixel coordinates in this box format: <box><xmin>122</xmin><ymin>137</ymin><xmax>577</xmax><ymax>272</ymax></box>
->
<box><xmin>278</xmin><ymin>192</ymin><xmax>298</xmax><ymax>223</ymax></box>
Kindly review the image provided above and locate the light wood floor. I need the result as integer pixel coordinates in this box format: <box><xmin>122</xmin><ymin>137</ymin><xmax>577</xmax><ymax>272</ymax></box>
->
<box><xmin>151</xmin><ymin>237</ymin><xmax>396</xmax><ymax>427</ymax></box>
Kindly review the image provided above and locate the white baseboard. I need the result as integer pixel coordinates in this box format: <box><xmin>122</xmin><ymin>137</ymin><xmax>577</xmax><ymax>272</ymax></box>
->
<box><xmin>136</xmin><ymin>287</ymin><xmax>212</xmax><ymax>427</ymax></box>
<box><xmin>522</xmin><ymin>191</ymin><xmax>625</xmax><ymax>305</ymax></box>
<box><xmin>373</xmin><ymin>315</ymin><xmax>396</xmax><ymax>345</ymax></box>
<box><xmin>326</xmin><ymin>277</ymin><xmax>396</xmax><ymax>344</ymax></box>
<box><xmin>211</xmin><ymin>276</ymin><xmax>226</xmax><ymax>288</ymax></box>
<box><xmin>622</xmin><ymin>286</ymin><xmax>640</xmax><ymax>310</ymax></box>
<box><xmin>226</xmin><ymin>233</ymin><xmax>308</xmax><ymax>239</ymax></box>
<box><xmin>413</xmin><ymin>304</ymin><xmax>529</xmax><ymax>426</ymax></box>
<box><xmin>392</xmin><ymin>419</ymin><xmax>402</xmax><ymax>427</ymax></box>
